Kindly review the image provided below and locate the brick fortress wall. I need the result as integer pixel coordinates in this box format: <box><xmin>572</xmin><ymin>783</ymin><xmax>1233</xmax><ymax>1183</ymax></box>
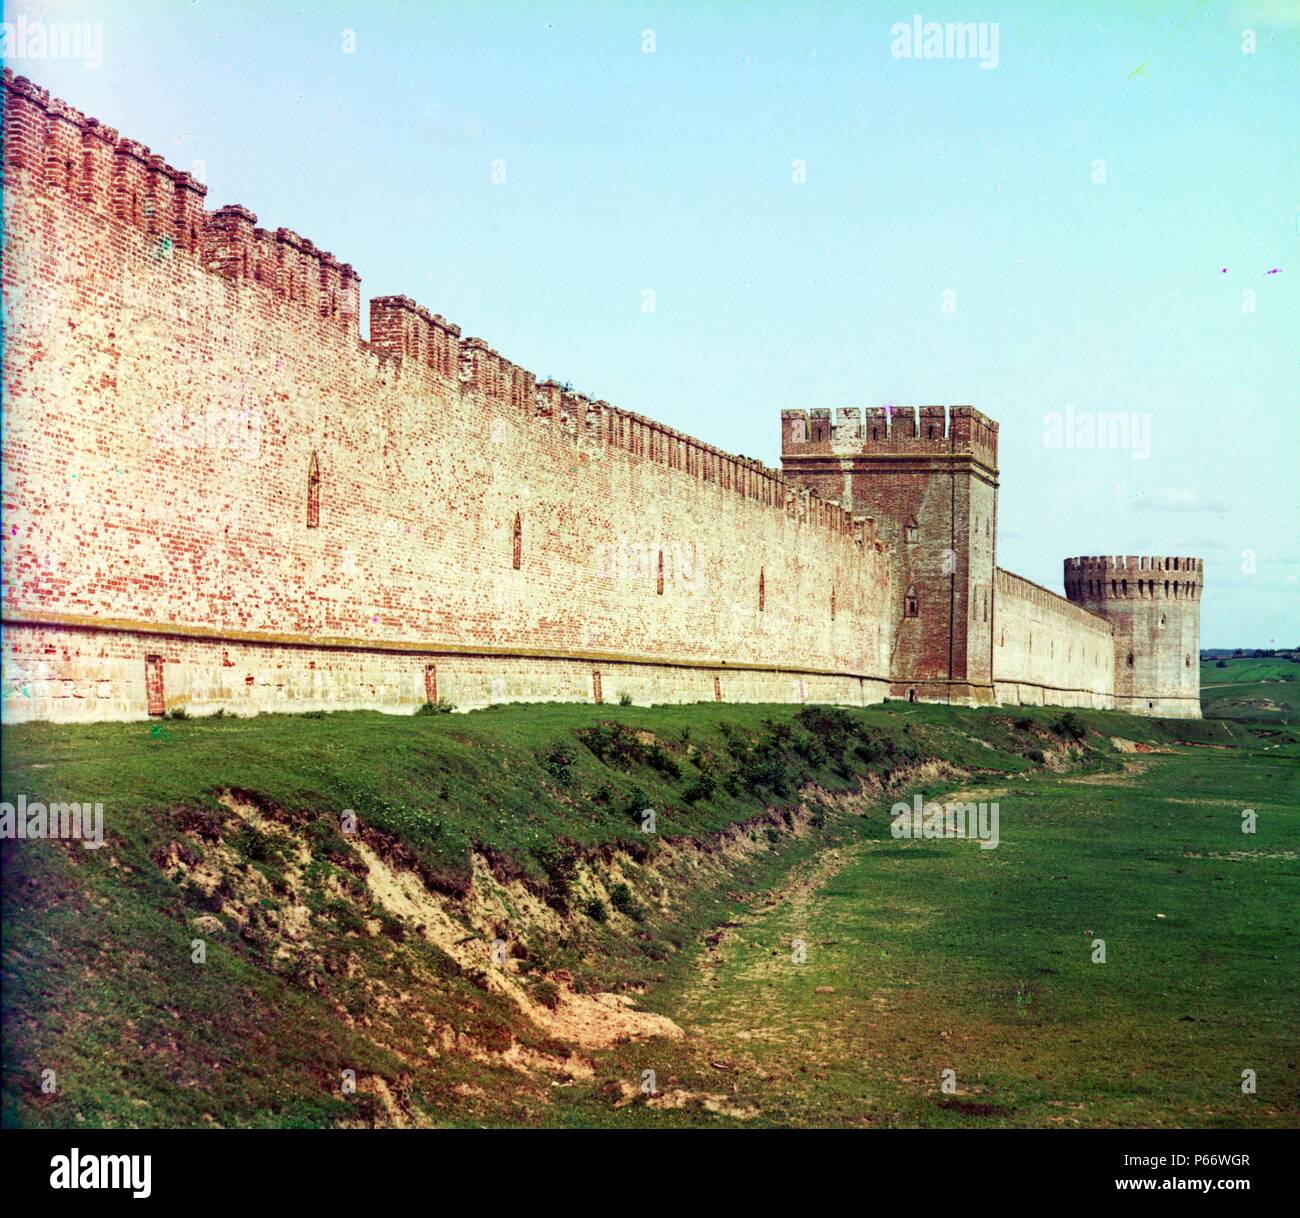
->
<box><xmin>993</xmin><ymin>569</ymin><xmax>1115</xmax><ymax>709</ymax></box>
<box><xmin>0</xmin><ymin>72</ymin><xmax>1200</xmax><ymax>723</ymax></box>
<box><xmin>0</xmin><ymin>71</ymin><xmax>896</xmax><ymax>722</ymax></box>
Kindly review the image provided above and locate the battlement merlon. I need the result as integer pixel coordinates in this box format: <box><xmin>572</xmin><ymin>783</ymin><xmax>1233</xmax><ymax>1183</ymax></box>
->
<box><xmin>781</xmin><ymin>404</ymin><xmax>999</xmax><ymax>466</ymax></box>
<box><xmin>1064</xmin><ymin>555</ymin><xmax>1203</xmax><ymax>575</ymax></box>
<box><xmin>369</xmin><ymin>296</ymin><xmax>463</xmax><ymax>380</ymax></box>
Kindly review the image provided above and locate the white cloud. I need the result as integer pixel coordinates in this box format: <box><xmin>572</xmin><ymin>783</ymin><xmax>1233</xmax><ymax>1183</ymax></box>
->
<box><xmin>1133</xmin><ymin>487</ymin><xmax>1226</xmax><ymax>513</ymax></box>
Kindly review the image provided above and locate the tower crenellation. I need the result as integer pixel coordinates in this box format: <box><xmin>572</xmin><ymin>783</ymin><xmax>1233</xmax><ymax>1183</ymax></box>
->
<box><xmin>782</xmin><ymin>404</ymin><xmax>998</xmax><ymax>469</ymax></box>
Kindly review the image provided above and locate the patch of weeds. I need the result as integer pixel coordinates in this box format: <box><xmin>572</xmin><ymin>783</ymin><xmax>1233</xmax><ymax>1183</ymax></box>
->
<box><xmin>529</xmin><ymin>978</ymin><xmax>561</xmax><ymax>1010</ymax></box>
<box><xmin>540</xmin><ymin>743</ymin><xmax>577</xmax><ymax>783</ymax></box>
<box><xmin>646</xmin><ymin>743</ymin><xmax>681</xmax><ymax>779</ymax></box>
<box><xmin>533</xmin><ymin>842</ymin><xmax>579</xmax><ymax>911</ymax></box>
<box><xmin>230</xmin><ymin>824</ymin><xmax>286</xmax><ymax>865</ymax></box>
<box><xmin>609</xmin><ymin>882</ymin><xmax>644</xmax><ymax>922</ymax></box>
<box><xmin>579</xmin><ymin>721</ymin><xmax>646</xmax><ymax>768</ymax></box>
<box><xmin>1053</xmin><ymin>712</ymin><xmax>1087</xmax><ymax>742</ymax></box>
<box><xmin>414</xmin><ymin>699</ymin><xmax>455</xmax><ymax>715</ymax></box>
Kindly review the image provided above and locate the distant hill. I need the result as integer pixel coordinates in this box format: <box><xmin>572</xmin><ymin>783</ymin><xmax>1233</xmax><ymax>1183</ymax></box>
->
<box><xmin>1201</xmin><ymin>647</ymin><xmax>1300</xmax><ymax>660</ymax></box>
<box><xmin>1201</xmin><ymin>656</ymin><xmax>1300</xmax><ymax>724</ymax></box>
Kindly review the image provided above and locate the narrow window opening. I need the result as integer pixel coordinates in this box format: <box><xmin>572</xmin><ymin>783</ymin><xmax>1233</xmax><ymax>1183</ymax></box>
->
<box><xmin>306</xmin><ymin>451</ymin><xmax>320</xmax><ymax>528</ymax></box>
<box><xmin>656</xmin><ymin>549</ymin><xmax>664</xmax><ymax>596</ymax></box>
<box><xmin>758</xmin><ymin>568</ymin><xmax>766</xmax><ymax>612</ymax></box>
<box><xmin>424</xmin><ymin>664</ymin><xmax>438</xmax><ymax>705</ymax></box>
<box><xmin>904</xmin><ymin>585</ymin><xmax>918</xmax><ymax>618</ymax></box>
<box><xmin>905</xmin><ymin>519</ymin><xmax>919</xmax><ymax>543</ymax></box>
<box><xmin>512</xmin><ymin>512</ymin><xmax>522</xmax><ymax>569</ymax></box>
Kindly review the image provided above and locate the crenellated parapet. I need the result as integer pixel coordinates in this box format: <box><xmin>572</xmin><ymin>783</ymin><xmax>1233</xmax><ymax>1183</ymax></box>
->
<box><xmin>201</xmin><ymin>205</ymin><xmax>361</xmax><ymax>331</ymax></box>
<box><xmin>782</xmin><ymin>403</ymin><xmax>998</xmax><ymax>469</ymax></box>
<box><xmin>3</xmin><ymin>69</ymin><xmax>209</xmax><ymax>257</ymax></box>
<box><xmin>2</xmin><ymin>70</ymin><xmax>867</xmax><ymax>548</ymax></box>
<box><xmin>1064</xmin><ymin>555</ymin><xmax>1203</xmax><ymax>601</ymax></box>
<box><xmin>369</xmin><ymin>295</ymin><xmax>462</xmax><ymax>377</ymax></box>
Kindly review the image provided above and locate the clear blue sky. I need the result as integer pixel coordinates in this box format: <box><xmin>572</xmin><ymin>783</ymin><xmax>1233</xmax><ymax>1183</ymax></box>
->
<box><xmin>7</xmin><ymin>0</ymin><xmax>1297</xmax><ymax>646</ymax></box>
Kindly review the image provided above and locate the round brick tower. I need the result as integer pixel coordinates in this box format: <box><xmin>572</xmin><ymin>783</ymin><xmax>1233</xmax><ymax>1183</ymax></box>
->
<box><xmin>1063</xmin><ymin>556</ymin><xmax>1203</xmax><ymax>718</ymax></box>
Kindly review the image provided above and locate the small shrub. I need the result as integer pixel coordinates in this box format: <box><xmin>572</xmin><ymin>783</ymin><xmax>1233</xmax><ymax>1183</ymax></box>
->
<box><xmin>1053</xmin><ymin>711</ymin><xmax>1087</xmax><ymax>742</ymax></box>
<box><xmin>540</xmin><ymin>743</ymin><xmax>577</xmax><ymax>783</ymax></box>
<box><xmin>231</xmin><ymin>824</ymin><xmax>275</xmax><ymax>863</ymax></box>
<box><xmin>646</xmin><ymin>744</ymin><xmax>681</xmax><ymax>779</ymax></box>
<box><xmin>618</xmin><ymin>692</ymin><xmax>633</xmax><ymax>707</ymax></box>
<box><xmin>681</xmin><ymin>770</ymin><xmax>716</xmax><ymax>805</ymax></box>
<box><xmin>851</xmin><ymin>737</ymin><xmax>882</xmax><ymax>766</ymax></box>
<box><xmin>583</xmin><ymin>897</ymin><xmax>608</xmax><ymax>923</ymax></box>
<box><xmin>1215</xmin><ymin>659</ymin><xmax>1228</xmax><ymax>668</ymax></box>
<box><xmin>167</xmin><ymin>707</ymin><xmax>189</xmax><ymax>720</ymax></box>
<box><xmin>533</xmin><ymin>842</ymin><xmax>580</xmax><ymax>910</ymax></box>
<box><xmin>609</xmin><ymin>882</ymin><xmax>643</xmax><ymax>921</ymax></box>
<box><xmin>579</xmin><ymin>722</ymin><xmax>646</xmax><ymax>768</ymax></box>
<box><xmin>531</xmin><ymin>978</ymin><xmax>561</xmax><ymax>1010</ymax></box>
<box><xmin>415</xmin><ymin>699</ymin><xmax>455</xmax><ymax>715</ymax></box>
<box><xmin>1014</xmin><ymin>715</ymin><xmax>1035</xmax><ymax>730</ymax></box>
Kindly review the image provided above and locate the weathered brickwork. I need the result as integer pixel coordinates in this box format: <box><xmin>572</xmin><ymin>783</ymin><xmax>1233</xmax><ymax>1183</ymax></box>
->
<box><xmin>0</xmin><ymin>73</ymin><xmax>1199</xmax><ymax>723</ymax></box>
<box><xmin>993</xmin><ymin>569</ymin><xmax>1115</xmax><ymax>709</ymax></box>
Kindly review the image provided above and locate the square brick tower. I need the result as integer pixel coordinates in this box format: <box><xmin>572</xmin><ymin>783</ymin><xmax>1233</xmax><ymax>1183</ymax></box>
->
<box><xmin>781</xmin><ymin>405</ymin><xmax>1000</xmax><ymax>705</ymax></box>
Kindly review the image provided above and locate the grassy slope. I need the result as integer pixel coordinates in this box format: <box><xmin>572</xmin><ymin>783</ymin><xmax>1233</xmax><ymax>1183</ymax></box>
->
<box><xmin>2</xmin><ymin>697</ymin><xmax>1296</xmax><ymax>1128</ymax></box>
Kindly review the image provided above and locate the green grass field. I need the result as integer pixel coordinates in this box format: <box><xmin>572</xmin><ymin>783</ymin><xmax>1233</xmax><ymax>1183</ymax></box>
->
<box><xmin>606</xmin><ymin>724</ymin><xmax>1298</xmax><ymax>1127</ymax></box>
<box><xmin>2</xmin><ymin>685</ymin><xmax>1296</xmax><ymax>1128</ymax></box>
